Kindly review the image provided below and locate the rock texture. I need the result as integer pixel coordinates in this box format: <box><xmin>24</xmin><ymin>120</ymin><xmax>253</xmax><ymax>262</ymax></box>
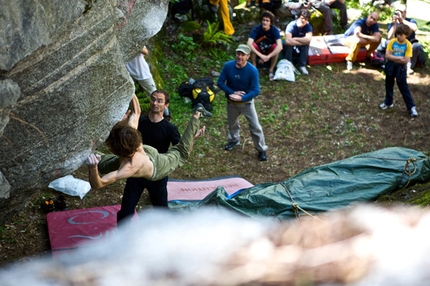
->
<box><xmin>0</xmin><ymin>0</ymin><xmax>169</xmax><ymax>224</ymax></box>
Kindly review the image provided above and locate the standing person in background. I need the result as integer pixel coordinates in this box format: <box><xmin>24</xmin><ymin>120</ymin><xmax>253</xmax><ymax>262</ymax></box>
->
<box><xmin>217</xmin><ymin>44</ymin><xmax>268</xmax><ymax>161</ymax></box>
<box><xmin>379</xmin><ymin>24</ymin><xmax>418</xmax><ymax>118</ymax></box>
<box><xmin>126</xmin><ymin>46</ymin><xmax>156</xmax><ymax>97</ymax></box>
<box><xmin>126</xmin><ymin>46</ymin><xmax>171</xmax><ymax>120</ymax></box>
<box><xmin>387</xmin><ymin>4</ymin><xmax>425</xmax><ymax>74</ymax></box>
<box><xmin>117</xmin><ymin>90</ymin><xmax>180</xmax><ymax>224</ymax></box>
<box><xmin>247</xmin><ymin>10</ymin><xmax>283</xmax><ymax>81</ymax></box>
<box><xmin>283</xmin><ymin>9</ymin><xmax>313</xmax><ymax>75</ymax></box>
<box><xmin>208</xmin><ymin>0</ymin><xmax>235</xmax><ymax>36</ymax></box>
<box><xmin>343</xmin><ymin>12</ymin><xmax>382</xmax><ymax>71</ymax></box>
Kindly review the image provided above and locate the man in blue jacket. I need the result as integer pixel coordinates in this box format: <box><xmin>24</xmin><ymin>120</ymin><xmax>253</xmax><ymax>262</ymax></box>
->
<box><xmin>217</xmin><ymin>44</ymin><xmax>268</xmax><ymax>161</ymax></box>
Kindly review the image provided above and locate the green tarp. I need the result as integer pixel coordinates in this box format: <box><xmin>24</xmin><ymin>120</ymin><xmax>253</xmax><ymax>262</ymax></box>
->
<box><xmin>169</xmin><ymin>147</ymin><xmax>430</xmax><ymax>220</ymax></box>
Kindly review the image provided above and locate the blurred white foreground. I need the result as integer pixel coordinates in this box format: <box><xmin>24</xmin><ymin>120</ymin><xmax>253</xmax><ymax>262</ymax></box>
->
<box><xmin>1</xmin><ymin>204</ymin><xmax>430</xmax><ymax>285</ymax></box>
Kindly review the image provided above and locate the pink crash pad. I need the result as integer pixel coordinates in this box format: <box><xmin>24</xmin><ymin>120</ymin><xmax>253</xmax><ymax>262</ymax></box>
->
<box><xmin>167</xmin><ymin>176</ymin><xmax>253</xmax><ymax>201</ymax></box>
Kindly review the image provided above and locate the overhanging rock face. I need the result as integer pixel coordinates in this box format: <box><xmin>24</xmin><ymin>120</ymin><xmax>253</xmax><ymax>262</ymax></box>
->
<box><xmin>0</xmin><ymin>0</ymin><xmax>169</xmax><ymax>224</ymax></box>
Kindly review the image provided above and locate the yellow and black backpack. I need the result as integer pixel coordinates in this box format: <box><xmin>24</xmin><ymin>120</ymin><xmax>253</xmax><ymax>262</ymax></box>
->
<box><xmin>178</xmin><ymin>76</ymin><xmax>216</xmax><ymax>111</ymax></box>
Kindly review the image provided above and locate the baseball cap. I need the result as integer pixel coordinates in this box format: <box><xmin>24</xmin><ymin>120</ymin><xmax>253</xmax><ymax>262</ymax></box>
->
<box><xmin>396</xmin><ymin>4</ymin><xmax>406</xmax><ymax>12</ymax></box>
<box><xmin>235</xmin><ymin>44</ymin><xmax>251</xmax><ymax>55</ymax></box>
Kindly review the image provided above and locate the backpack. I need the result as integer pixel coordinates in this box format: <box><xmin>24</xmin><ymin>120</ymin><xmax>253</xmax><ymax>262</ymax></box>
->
<box><xmin>416</xmin><ymin>53</ymin><xmax>425</xmax><ymax>68</ymax></box>
<box><xmin>273</xmin><ymin>59</ymin><xmax>300</xmax><ymax>82</ymax></box>
<box><xmin>414</xmin><ymin>44</ymin><xmax>426</xmax><ymax>68</ymax></box>
<box><xmin>170</xmin><ymin>0</ymin><xmax>194</xmax><ymax>20</ymax></box>
<box><xmin>370</xmin><ymin>51</ymin><xmax>385</xmax><ymax>67</ymax></box>
<box><xmin>178</xmin><ymin>77</ymin><xmax>216</xmax><ymax>111</ymax></box>
<box><xmin>178</xmin><ymin>80</ymin><xmax>194</xmax><ymax>99</ymax></box>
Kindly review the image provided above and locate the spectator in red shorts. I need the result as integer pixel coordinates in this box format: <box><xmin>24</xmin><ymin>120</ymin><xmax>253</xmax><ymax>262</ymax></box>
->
<box><xmin>247</xmin><ymin>10</ymin><xmax>283</xmax><ymax>81</ymax></box>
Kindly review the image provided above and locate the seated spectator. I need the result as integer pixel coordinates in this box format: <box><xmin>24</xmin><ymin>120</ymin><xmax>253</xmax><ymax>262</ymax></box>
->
<box><xmin>247</xmin><ymin>10</ymin><xmax>283</xmax><ymax>81</ymax></box>
<box><xmin>276</xmin><ymin>0</ymin><xmax>347</xmax><ymax>33</ymax></box>
<box><xmin>311</xmin><ymin>1</ymin><xmax>335</xmax><ymax>35</ymax></box>
<box><xmin>387</xmin><ymin>4</ymin><xmax>425</xmax><ymax>74</ymax></box>
<box><xmin>296</xmin><ymin>0</ymin><xmax>347</xmax><ymax>35</ymax></box>
<box><xmin>343</xmin><ymin>12</ymin><xmax>382</xmax><ymax>71</ymax></box>
<box><xmin>327</xmin><ymin>0</ymin><xmax>348</xmax><ymax>30</ymax></box>
<box><xmin>283</xmin><ymin>9</ymin><xmax>313</xmax><ymax>75</ymax></box>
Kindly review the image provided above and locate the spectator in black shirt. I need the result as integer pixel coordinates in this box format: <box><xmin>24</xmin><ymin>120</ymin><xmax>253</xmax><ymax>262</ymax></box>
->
<box><xmin>117</xmin><ymin>90</ymin><xmax>180</xmax><ymax>223</ymax></box>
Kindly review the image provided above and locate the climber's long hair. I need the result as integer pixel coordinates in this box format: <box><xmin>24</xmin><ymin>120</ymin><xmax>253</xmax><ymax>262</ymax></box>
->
<box><xmin>106</xmin><ymin>121</ymin><xmax>142</xmax><ymax>158</ymax></box>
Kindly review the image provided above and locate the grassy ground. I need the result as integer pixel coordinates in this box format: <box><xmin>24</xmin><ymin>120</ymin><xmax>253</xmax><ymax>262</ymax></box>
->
<box><xmin>1</xmin><ymin>0</ymin><xmax>429</xmax><ymax>268</ymax></box>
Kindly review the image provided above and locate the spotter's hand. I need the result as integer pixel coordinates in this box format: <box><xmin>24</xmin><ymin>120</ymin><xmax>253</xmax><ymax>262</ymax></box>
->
<box><xmin>194</xmin><ymin>126</ymin><xmax>206</xmax><ymax>139</ymax></box>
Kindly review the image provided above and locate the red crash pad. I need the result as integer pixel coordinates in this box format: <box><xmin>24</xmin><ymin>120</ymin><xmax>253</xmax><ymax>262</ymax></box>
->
<box><xmin>47</xmin><ymin>205</ymin><xmax>122</xmax><ymax>258</ymax></box>
<box><xmin>308</xmin><ymin>34</ymin><xmax>367</xmax><ymax>65</ymax></box>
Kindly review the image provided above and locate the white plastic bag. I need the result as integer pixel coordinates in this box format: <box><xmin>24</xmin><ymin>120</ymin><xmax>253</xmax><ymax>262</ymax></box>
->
<box><xmin>274</xmin><ymin>59</ymin><xmax>300</xmax><ymax>82</ymax></box>
<box><xmin>48</xmin><ymin>175</ymin><xmax>91</xmax><ymax>199</ymax></box>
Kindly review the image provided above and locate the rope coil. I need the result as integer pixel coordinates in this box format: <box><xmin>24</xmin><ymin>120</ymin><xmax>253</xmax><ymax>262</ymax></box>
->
<box><xmin>280</xmin><ymin>182</ymin><xmax>323</xmax><ymax>222</ymax></box>
<box><xmin>396</xmin><ymin>157</ymin><xmax>417</xmax><ymax>189</ymax></box>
